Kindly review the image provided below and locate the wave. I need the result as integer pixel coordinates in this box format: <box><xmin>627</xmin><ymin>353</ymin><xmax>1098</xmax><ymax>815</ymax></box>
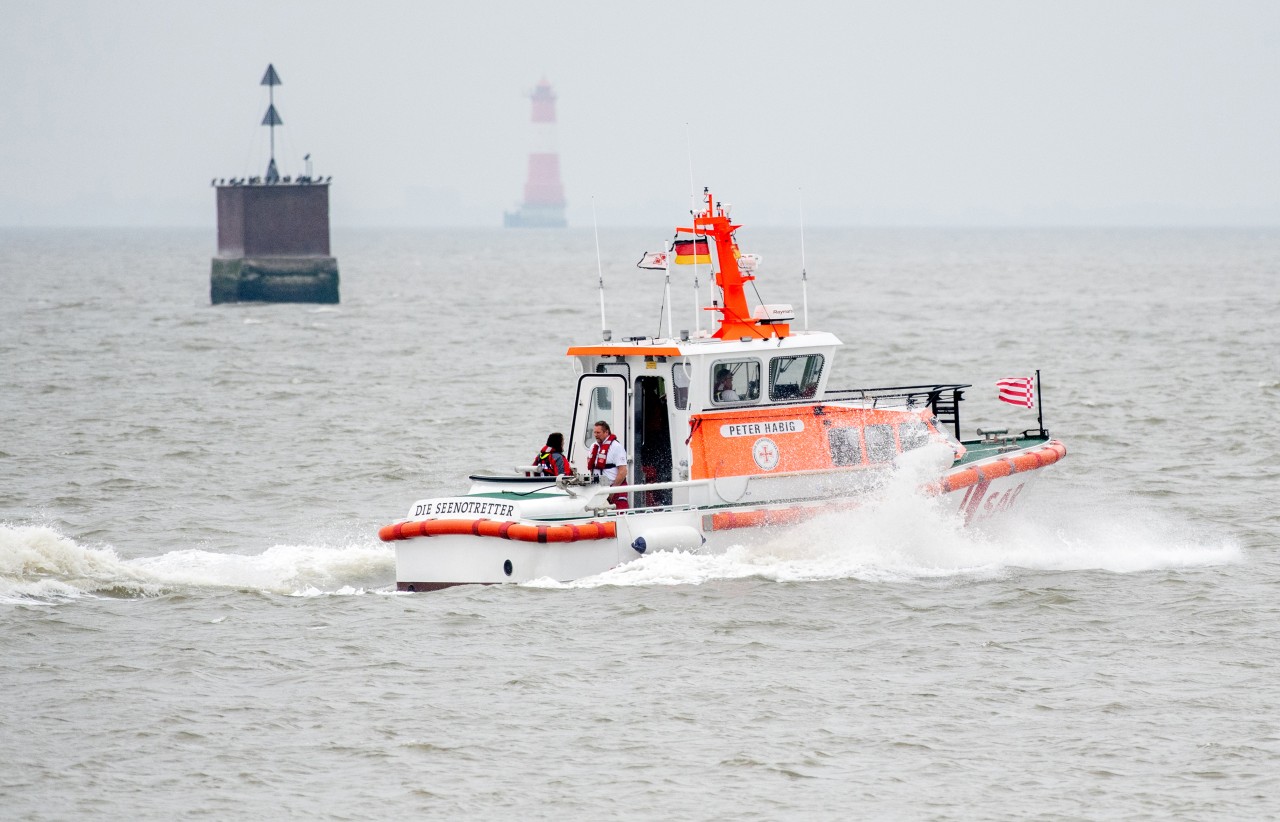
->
<box><xmin>534</xmin><ymin>483</ymin><xmax>1243</xmax><ymax>590</ymax></box>
<box><xmin>3</xmin><ymin>478</ymin><xmax>1243</xmax><ymax>602</ymax></box>
<box><xmin>0</xmin><ymin>523</ymin><xmax>395</xmax><ymax>604</ymax></box>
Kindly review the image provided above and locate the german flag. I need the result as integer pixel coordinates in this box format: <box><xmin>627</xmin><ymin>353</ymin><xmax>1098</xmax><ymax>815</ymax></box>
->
<box><xmin>673</xmin><ymin>239</ymin><xmax>711</xmax><ymax>265</ymax></box>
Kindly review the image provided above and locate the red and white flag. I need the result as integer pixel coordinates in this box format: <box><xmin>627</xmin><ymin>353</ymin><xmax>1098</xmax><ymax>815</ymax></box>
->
<box><xmin>636</xmin><ymin>251</ymin><xmax>668</xmax><ymax>270</ymax></box>
<box><xmin>997</xmin><ymin>376</ymin><xmax>1035</xmax><ymax>408</ymax></box>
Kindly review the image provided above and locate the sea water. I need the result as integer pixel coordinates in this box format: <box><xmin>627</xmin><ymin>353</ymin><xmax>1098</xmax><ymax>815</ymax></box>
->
<box><xmin>1</xmin><ymin>225</ymin><xmax>1276</xmax><ymax>819</ymax></box>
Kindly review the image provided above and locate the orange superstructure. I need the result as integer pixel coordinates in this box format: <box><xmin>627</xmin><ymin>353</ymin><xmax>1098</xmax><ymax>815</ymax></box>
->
<box><xmin>679</xmin><ymin>190</ymin><xmax>791</xmax><ymax>340</ymax></box>
<box><xmin>688</xmin><ymin>405</ymin><xmax>941</xmax><ymax>480</ymax></box>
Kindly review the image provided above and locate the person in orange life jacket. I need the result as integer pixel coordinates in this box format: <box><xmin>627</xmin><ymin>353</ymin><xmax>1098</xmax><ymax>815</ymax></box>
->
<box><xmin>588</xmin><ymin>420</ymin><xmax>629</xmax><ymax>510</ymax></box>
<box><xmin>533</xmin><ymin>432</ymin><xmax>571</xmax><ymax>476</ymax></box>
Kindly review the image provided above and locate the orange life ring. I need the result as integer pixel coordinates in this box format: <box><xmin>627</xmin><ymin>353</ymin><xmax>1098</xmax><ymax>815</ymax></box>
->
<box><xmin>379</xmin><ymin>518</ymin><xmax>617</xmax><ymax>544</ymax></box>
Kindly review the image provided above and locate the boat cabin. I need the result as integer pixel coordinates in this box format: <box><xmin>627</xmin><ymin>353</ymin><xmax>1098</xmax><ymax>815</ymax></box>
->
<box><xmin>549</xmin><ymin>190</ymin><xmax>965</xmax><ymax>511</ymax></box>
<box><xmin>565</xmin><ymin>328</ymin><xmax>841</xmax><ymax>495</ymax></box>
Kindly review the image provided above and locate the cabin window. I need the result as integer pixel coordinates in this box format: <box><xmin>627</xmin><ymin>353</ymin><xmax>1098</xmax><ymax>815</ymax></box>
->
<box><xmin>828</xmin><ymin>427</ymin><xmax>863</xmax><ymax>466</ymax></box>
<box><xmin>672</xmin><ymin>362</ymin><xmax>691</xmax><ymax>410</ymax></box>
<box><xmin>769</xmin><ymin>354</ymin><xmax>824</xmax><ymax>401</ymax></box>
<box><xmin>595</xmin><ymin>362</ymin><xmax>629</xmax><ymax>380</ymax></box>
<box><xmin>711</xmin><ymin>359</ymin><xmax>760</xmax><ymax>405</ymax></box>
<box><xmin>865</xmin><ymin>424</ymin><xmax>897</xmax><ymax>463</ymax></box>
<box><xmin>898</xmin><ymin>420</ymin><xmax>931</xmax><ymax>452</ymax></box>
<box><xmin>584</xmin><ymin>386</ymin><xmax>618</xmax><ymax>448</ymax></box>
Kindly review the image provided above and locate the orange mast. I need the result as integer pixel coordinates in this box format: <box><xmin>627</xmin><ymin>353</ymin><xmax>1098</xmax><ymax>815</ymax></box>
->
<box><xmin>677</xmin><ymin>190</ymin><xmax>788</xmax><ymax>339</ymax></box>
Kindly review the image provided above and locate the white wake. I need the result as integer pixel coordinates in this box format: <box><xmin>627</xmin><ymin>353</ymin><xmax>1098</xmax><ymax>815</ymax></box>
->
<box><xmin>534</xmin><ymin>482</ymin><xmax>1243</xmax><ymax>590</ymax></box>
<box><xmin>0</xmin><ymin>522</ymin><xmax>395</xmax><ymax>603</ymax></box>
<box><xmin>3</xmin><ymin>477</ymin><xmax>1242</xmax><ymax>602</ymax></box>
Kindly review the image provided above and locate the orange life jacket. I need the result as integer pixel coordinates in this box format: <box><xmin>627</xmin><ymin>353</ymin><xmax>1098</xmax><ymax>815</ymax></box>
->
<box><xmin>534</xmin><ymin>446</ymin><xmax>570</xmax><ymax>476</ymax></box>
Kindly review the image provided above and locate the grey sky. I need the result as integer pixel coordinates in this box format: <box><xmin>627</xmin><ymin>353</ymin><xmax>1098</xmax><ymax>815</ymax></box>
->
<box><xmin>2</xmin><ymin>0</ymin><xmax>1277</xmax><ymax>227</ymax></box>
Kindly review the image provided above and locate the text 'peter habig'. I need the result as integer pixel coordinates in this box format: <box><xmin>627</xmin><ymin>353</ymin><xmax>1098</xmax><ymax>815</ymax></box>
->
<box><xmin>720</xmin><ymin>420</ymin><xmax>804</xmax><ymax>437</ymax></box>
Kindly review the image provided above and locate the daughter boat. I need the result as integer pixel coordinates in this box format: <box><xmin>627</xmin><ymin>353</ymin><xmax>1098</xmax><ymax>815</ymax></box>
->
<box><xmin>379</xmin><ymin>191</ymin><xmax>1067</xmax><ymax>591</ymax></box>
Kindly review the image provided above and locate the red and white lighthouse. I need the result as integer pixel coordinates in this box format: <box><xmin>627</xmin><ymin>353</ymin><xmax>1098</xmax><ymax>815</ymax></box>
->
<box><xmin>504</xmin><ymin>79</ymin><xmax>567</xmax><ymax>228</ymax></box>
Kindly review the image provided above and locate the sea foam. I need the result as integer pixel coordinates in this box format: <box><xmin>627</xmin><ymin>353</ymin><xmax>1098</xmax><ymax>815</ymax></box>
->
<box><xmin>538</xmin><ymin>480</ymin><xmax>1242</xmax><ymax>590</ymax></box>
<box><xmin>3</xmin><ymin>478</ymin><xmax>1241</xmax><ymax>602</ymax></box>
<box><xmin>0</xmin><ymin>522</ymin><xmax>394</xmax><ymax>603</ymax></box>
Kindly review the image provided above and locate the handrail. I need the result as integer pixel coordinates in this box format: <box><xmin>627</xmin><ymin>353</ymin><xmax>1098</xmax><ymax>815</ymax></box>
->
<box><xmin>566</xmin><ymin>477</ymin><xmax>712</xmax><ymax>501</ymax></box>
<box><xmin>823</xmin><ymin>383</ymin><xmax>969</xmax><ymax>440</ymax></box>
<box><xmin>572</xmin><ymin>463</ymin><xmax>893</xmax><ymax>507</ymax></box>
<box><xmin>823</xmin><ymin>383</ymin><xmax>970</xmax><ymax>401</ymax></box>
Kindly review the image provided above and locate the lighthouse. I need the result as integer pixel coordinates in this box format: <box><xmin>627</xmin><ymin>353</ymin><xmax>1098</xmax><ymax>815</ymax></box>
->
<box><xmin>504</xmin><ymin>80</ymin><xmax>567</xmax><ymax>228</ymax></box>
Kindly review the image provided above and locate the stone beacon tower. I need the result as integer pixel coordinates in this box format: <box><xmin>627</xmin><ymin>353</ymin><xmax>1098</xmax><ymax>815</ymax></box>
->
<box><xmin>504</xmin><ymin>79</ymin><xmax>567</xmax><ymax>228</ymax></box>
<box><xmin>211</xmin><ymin>64</ymin><xmax>339</xmax><ymax>304</ymax></box>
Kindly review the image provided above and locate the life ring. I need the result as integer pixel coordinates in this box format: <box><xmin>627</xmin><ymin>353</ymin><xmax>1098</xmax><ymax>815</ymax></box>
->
<box><xmin>379</xmin><ymin>518</ymin><xmax>617</xmax><ymax>544</ymax></box>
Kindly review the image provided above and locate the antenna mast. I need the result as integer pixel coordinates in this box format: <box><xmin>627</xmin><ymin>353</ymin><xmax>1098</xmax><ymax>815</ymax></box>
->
<box><xmin>799</xmin><ymin>188</ymin><xmax>809</xmax><ymax>332</ymax></box>
<box><xmin>592</xmin><ymin>197</ymin><xmax>608</xmax><ymax>340</ymax></box>
<box><xmin>260</xmin><ymin>64</ymin><xmax>283</xmax><ymax>183</ymax></box>
<box><xmin>664</xmin><ymin>246</ymin><xmax>674</xmax><ymax>340</ymax></box>
<box><xmin>686</xmin><ymin>124</ymin><xmax>701</xmax><ymax>335</ymax></box>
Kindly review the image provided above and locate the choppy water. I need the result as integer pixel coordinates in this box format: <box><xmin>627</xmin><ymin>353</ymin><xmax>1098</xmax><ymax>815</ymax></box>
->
<box><xmin>1</xmin><ymin>225</ymin><xmax>1277</xmax><ymax>819</ymax></box>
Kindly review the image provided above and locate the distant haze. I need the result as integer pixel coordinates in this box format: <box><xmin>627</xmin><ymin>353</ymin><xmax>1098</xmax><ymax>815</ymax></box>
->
<box><xmin>2</xmin><ymin>0</ymin><xmax>1278</xmax><ymax>228</ymax></box>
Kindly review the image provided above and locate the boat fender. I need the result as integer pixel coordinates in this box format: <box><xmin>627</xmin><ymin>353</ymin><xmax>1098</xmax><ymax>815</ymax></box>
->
<box><xmin>631</xmin><ymin>526</ymin><xmax>706</xmax><ymax>555</ymax></box>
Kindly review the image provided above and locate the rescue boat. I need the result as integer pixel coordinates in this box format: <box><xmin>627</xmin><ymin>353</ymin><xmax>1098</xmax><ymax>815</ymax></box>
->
<box><xmin>379</xmin><ymin>190</ymin><xmax>1067</xmax><ymax>591</ymax></box>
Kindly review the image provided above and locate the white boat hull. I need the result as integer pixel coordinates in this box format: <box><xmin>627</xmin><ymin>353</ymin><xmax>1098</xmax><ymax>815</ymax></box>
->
<box><xmin>387</xmin><ymin>440</ymin><xmax>1066</xmax><ymax>590</ymax></box>
<box><xmin>393</xmin><ymin>509</ymin><xmax>704</xmax><ymax>591</ymax></box>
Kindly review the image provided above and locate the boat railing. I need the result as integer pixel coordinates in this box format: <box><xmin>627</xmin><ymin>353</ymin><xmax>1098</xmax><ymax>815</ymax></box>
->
<box><xmin>822</xmin><ymin>383</ymin><xmax>969</xmax><ymax>441</ymax></box>
<box><xmin>570</xmin><ymin>463</ymin><xmax>896</xmax><ymax>510</ymax></box>
<box><xmin>565</xmin><ymin>477</ymin><xmax>711</xmax><ymax>505</ymax></box>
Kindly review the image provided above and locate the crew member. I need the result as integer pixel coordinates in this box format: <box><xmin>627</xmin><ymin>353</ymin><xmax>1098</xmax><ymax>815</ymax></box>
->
<box><xmin>715</xmin><ymin>368</ymin><xmax>740</xmax><ymax>402</ymax></box>
<box><xmin>587</xmin><ymin>420</ymin><xmax>629</xmax><ymax>510</ymax></box>
<box><xmin>533</xmin><ymin>432</ymin><xmax>571</xmax><ymax>476</ymax></box>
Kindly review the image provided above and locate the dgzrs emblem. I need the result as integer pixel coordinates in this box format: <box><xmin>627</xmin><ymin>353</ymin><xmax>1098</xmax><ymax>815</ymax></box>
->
<box><xmin>752</xmin><ymin>437</ymin><xmax>780</xmax><ymax>471</ymax></box>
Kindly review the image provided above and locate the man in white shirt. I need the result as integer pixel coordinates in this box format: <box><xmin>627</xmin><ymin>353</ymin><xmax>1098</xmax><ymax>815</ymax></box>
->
<box><xmin>588</xmin><ymin>420</ymin><xmax>629</xmax><ymax>509</ymax></box>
